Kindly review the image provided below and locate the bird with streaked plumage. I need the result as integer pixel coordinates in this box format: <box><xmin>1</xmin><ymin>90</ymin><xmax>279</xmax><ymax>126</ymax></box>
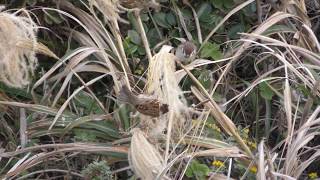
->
<box><xmin>175</xmin><ymin>41</ymin><xmax>197</xmax><ymax>63</ymax></box>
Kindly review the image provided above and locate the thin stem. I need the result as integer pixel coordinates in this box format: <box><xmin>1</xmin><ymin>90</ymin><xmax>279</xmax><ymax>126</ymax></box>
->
<box><xmin>134</xmin><ymin>10</ymin><xmax>153</xmax><ymax>63</ymax></box>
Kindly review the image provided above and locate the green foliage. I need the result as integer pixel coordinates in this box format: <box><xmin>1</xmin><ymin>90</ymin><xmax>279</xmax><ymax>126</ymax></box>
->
<box><xmin>228</xmin><ymin>23</ymin><xmax>245</xmax><ymax>39</ymax></box>
<box><xmin>259</xmin><ymin>82</ymin><xmax>274</xmax><ymax>100</ymax></box>
<box><xmin>82</xmin><ymin>161</ymin><xmax>113</xmax><ymax>180</ymax></box>
<box><xmin>74</xmin><ymin>91</ymin><xmax>104</xmax><ymax>114</ymax></box>
<box><xmin>185</xmin><ymin>160</ymin><xmax>210</xmax><ymax>180</ymax></box>
<box><xmin>200</xmin><ymin>42</ymin><xmax>223</xmax><ymax>60</ymax></box>
<box><xmin>154</xmin><ymin>12</ymin><xmax>172</xmax><ymax>28</ymax></box>
<box><xmin>197</xmin><ymin>2</ymin><xmax>213</xmax><ymax>22</ymax></box>
<box><xmin>211</xmin><ymin>0</ymin><xmax>234</xmax><ymax>10</ymax></box>
<box><xmin>198</xmin><ymin>69</ymin><xmax>212</xmax><ymax>89</ymax></box>
<box><xmin>128</xmin><ymin>30</ymin><xmax>142</xmax><ymax>45</ymax></box>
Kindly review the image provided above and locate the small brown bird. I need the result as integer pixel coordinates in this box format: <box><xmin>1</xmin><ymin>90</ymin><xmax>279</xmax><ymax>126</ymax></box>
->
<box><xmin>175</xmin><ymin>41</ymin><xmax>197</xmax><ymax>63</ymax></box>
<box><xmin>118</xmin><ymin>0</ymin><xmax>159</xmax><ymax>10</ymax></box>
<box><xmin>118</xmin><ymin>85</ymin><xmax>169</xmax><ymax>117</ymax></box>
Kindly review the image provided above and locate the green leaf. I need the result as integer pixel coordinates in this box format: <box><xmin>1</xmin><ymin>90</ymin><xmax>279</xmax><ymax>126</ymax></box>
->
<box><xmin>140</xmin><ymin>13</ymin><xmax>149</xmax><ymax>21</ymax></box>
<box><xmin>137</xmin><ymin>46</ymin><xmax>146</xmax><ymax>55</ymax></box>
<box><xmin>200</xmin><ymin>42</ymin><xmax>223</xmax><ymax>60</ymax></box>
<box><xmin>185</xmin><ymin>160</ymin><xmax>210</xmax><ymax>180</ymax></box>
<box><xmin>124</xmin><ymin>37</ymin><xmax>138</xmax><ymax>55</ymax></box>
<box><xmin>197</xmin><ymin>2</ymin><xmax>212</xmax><ymax>22</ymax></box>
<box><xmin>128</xmin><ymin>30</ymin><xmax>141</xmax><ymax>45</ymax></box>
<box><xmin>153</xmin><ymin>12</ymin><xmax>171</xmax><ymax>28</ymax></box>
<box><xmin>198</xmin><ymin>70</ymin><xmax>212</xmax><ymax>89</ymax></box>
<box><xmin>74</xmin><ymin>91</ymin><xmax>103</xmax><ymax>114</ymax></box>
<box><xmin>166</xmin><ymin>12</ymin><xmax>177</xmax><ymax>26</ymax></box>
<box><xmin>262</xmin><ymin>24</ymin><xmax>295</xmax><ymax>36</ymax></box>
<box><xmin>223</xmin><ymin>0</ymin><xmax>234</xmax><ymax>9</ymax></box>
<box><xmin>210</xmin><ymin>0</ymin><xmax>223</xmax><ymax>9</ymax></box>
<box><xmin>228</xmin><ymin>23</ymin><xmax>245</xmax><ymax>39</ymax></box>
<box><xmin>147</xmin><ymin>28</ymin><xmax>161</xmax><ymax>47</ymax></box>
<box><xmin>242</xmin><ymin>2</ymin><xmax>256</xmax><ymax>16</ymax></box>
<box><xmin>74</xmin><ymin>129</ymin><xmax>97</xmax><ymax>141</ymax></box>
<box><xmin>127</xmin><ymin>12</ymin><xmax>139</xmax><ymax>31</ymax></box>
<box><xmin>259</xmin><ymin>82</ymin><xmax>274</xmax><ymax>100</ymax></box>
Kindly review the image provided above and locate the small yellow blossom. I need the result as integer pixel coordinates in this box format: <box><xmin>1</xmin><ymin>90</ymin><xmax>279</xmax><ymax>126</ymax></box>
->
<box><xmin>206</xmin><ymin>123</ymin><xmax>221</xmax><ymax>132</ymax></box>
<box><xmin>247</xmin><ymin>141</ymin><xmax>257</xmax><ymax>149</ymax></box>
<box><xmin>243</xmin><ymin>128</ymin><xmax>250</xmax><ymax>135</ymax></box>
<box><xmin>308</xmin><ymin>172</ymin><xmax>318</xmax><ymax>179</ymax></box>
<box><xmin>250</xmin><ymin>166</ymin><xmax>257</xmax><ymax>174</ymax></box>
<box><xmin>212</xmin><ymin>160</ymin><xmax>225</xmax><ymax>168</ymax></box>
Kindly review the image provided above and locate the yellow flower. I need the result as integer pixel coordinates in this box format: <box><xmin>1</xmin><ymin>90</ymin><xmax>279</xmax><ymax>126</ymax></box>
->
<box><xmin>206</xmin><ymin>123</ymin><xmax>221</xmax><ymax>132</ymax></box>
<box><xmin>243</xmin><ymin>128</ymin><xmax>250</xmax><ymax>135</ymax></box>
<box><xmin>212</xmin><ymin>160</ymin><xmax>225</xmax><ymax>168</ymax></box>
<box><xmin>247</xmin><ymin>141</ymin><xmax>257</xmax><ymax>149</ymax></box>
<box><xmin>308</xmin><ymin>172</ymin><xmax>318</xmax><ymax>179</ymax></box>
<box><xmin>250</xmin><ymin>166</ymin><xmax>257</xmax><ymax>174</ymax></box>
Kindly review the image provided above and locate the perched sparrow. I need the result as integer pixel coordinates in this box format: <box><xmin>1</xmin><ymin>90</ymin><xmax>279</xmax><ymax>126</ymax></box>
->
<box><xmin>119</xmin><ymin>0</ymin><xmax>159</xmax><ymax>10</ymax></box>
<box><xmin>175</xmin><ymin>41</ymin><xmax>197</xmax><ymax>63</ymax></box>
<box><xmin>118</xmin><ymin>85</ymin><xmax>169</xmax><ymax>117</ymax></box>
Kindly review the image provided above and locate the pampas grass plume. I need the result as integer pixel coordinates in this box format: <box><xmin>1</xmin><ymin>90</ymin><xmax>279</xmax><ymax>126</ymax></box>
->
<box><xmin>0</xmin><ymin>10</ymin><xmax>38</xmax><ymax>88</ymax></box>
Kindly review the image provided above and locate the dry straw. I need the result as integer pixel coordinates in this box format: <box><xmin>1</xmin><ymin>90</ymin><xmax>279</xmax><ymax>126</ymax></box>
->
<box><xmin>146</xmin><ymin>45</ymin><xmax>189</xmax><ymax>134</ymax></box>
<box><xmin>89</xmin><ymin>0</ymin><xmax>120</xmax><ymax>22</ymax></box>
<box><xmin>129</xmin><ymin>128</ymin><xmax>165</xmax><ymax>179</ymax></box>
<box><xmin>0</xmin><ymin>10</ymin><xmax>38</xmax><ymax>88</ymax></box>
<box><xmin>129</xmin><ymin>46</ymin><xmax>190</xmax><ymax>179</ymax></box>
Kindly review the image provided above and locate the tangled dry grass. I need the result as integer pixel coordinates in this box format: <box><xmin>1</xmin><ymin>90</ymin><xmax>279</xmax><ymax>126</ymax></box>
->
<box><xmin>1</xmin><ymin>0</ymin><xmax>320</xmax><ymax>179</ymax></box>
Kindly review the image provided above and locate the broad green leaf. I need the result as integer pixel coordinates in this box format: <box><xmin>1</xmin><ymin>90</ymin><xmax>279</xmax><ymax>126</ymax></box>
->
<box><xmin>74</xmin><ymin>129</ymin><xmax>97</xmax><ymax>141</ymax></box>
<box><xmin>242</xmin><ymin>2</ymin><xmax>256</xmax><ymax>16</ymax></box>
<box><xmin>197</xmin><ymin>2</ymin><xmax>212</xmax><ymax>22</ymax></box>
<box><xmin>210</xmin><ymin>0</ymin><xmax>223</xmax><ymax>9</ymax></box>
<box><xmin>140</xmin><ymin>13</ymin><xmax>149</xmax><ymax>21</ymax></box>
<box><xmin>200</xmin><ymin>42</ymin><xmax>223</xmax><ymax>60</ymax></box>
<box><xmin>147</xmin><ymin>28</ymin><xmax>161</xmax><ymax>47</ymax></box>
<box><xmin>137</xmin><ymin>46</ymin><xmax>146</xmax><ymax>55</ymax></box>
<box><xmin>223</xmin><ymin>0</ymin><xmax>234</xmax><ymax>9</ymax></box>
<box><xmin>166</xmin><ymin>12</ymin><xmax>177</xmax><ymax>26</ymax></box>
<box><xmin>154</xmin><ymin>12</ymin><xmax>171</xmax><ymax>28</ymax></box>
<box><xmin>185</xmin><ymin>160</ymin><xmax>210</xmax><ymax>180</ymax></box>
<box><xmin>127</xmin><ymin>12</ymin><xmax>139</xmax><ymax>31</ymax></box>
<box><xmin>74</xmin><ymin>91</ymin><xmax>103</xmax><ymax>114</ymax></box>
<box><xmin>128</xmin><ymin>30</ymin><xmax>141</xmax><ymax>45</ymax></box>
<box><xmin>198</xmin><ymin>70</ymin><xmax>212</xmax><ymax>89</ymax></box>
<box><xmin>124</xmin><ymin>37</ymin><xmax>138</xmax><ymax>55</ymax></box>
<box><xmin>228</xmin><ymin>23</ymin><xmax>245</xmax><ymax>39</ymax></box>
<box><xmin>259</xmin><ymin>82</ymin><xmax>274</xmax><ymax>100</ymax></box>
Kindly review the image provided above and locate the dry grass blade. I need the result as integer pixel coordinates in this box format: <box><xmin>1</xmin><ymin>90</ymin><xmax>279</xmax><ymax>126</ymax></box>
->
<box><xmin>257</xmin><ymin>140</ymin><xmax>266</xmax><ymax>180</ymax></box>
<box><xmin>192</xmin><ymin>147</ymin><xmax>243</xmax><ymax>158</ymax></box>
<box><xmin>284</xmin><ymin>66</ymin><xmax>293</xmax><ymax>140</ymax></box>
<box><xmin>16</xmin><ymin>40</ymin><xmax>58</xmax><ymax>59</ymax></box>
<box><xmin>134</xmin><ymin>10</ymin><xmax>153</xmax><ymax>63</ymax></box>
<box><xmin>283</xmin><ymin>106</ymin><xmax>320</xmax><ymax>177</ymax></box>
<box><xmin>181</xmin><ymin>62</ymin><xmax>253</xmax><ymax>158</ymax></box>
<box><xmin>19</xmin><ymin>108</ymin><xmax>27</xmax><ymax>148</ymax></box>
<box><xmin>2</xmin><ymin>144</ymin><xmax>128</xmax><ymax>178</ymax></box>
<box><xmin>48</xmin><ymin>74</ymin><xmax>108</xmax><ymax>130</ymax></box>
<box><xmin>89</xmin><ymin>0</ymin><xmax>131</xmax><ymax>87</ymax></box>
